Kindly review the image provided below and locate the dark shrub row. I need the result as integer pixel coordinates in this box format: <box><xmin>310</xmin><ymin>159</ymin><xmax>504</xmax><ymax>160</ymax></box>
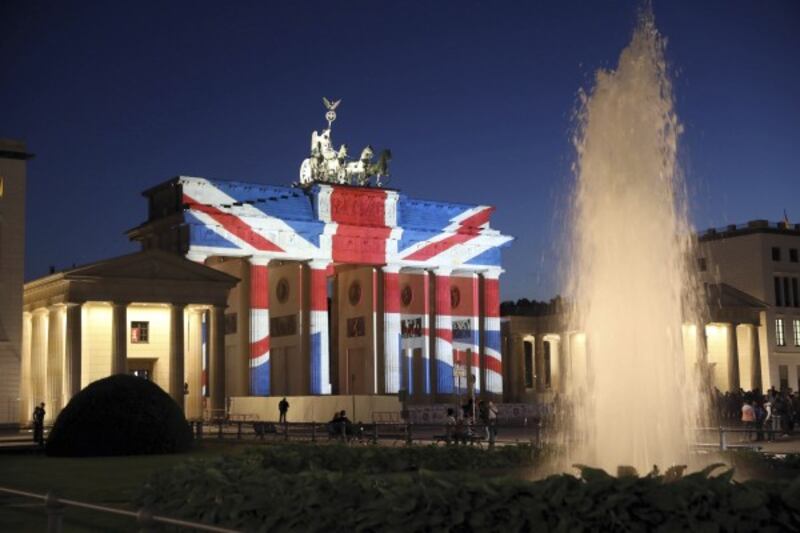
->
<box><xmin>135</xmin><ymin>446</ymin><xmax>800</xmax><ymax>532</ymax></box>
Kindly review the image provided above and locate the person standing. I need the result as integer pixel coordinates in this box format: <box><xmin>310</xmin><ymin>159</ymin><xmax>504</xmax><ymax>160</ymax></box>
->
<box><xmin>478</xmin><ymin>400</ymin><xmax>490</xmax><ymax>440</ymax></box>
<box><xmin>487</xmin><ymin>401</ymin><xmax>498</xmax><ymax>447</ymax></box>
<box><xmin>32</xmin><ymin>402</ymin><xmax>45</xmax><ymax>446</ymax></box>
<box><xmin>278</xmin><ymin>397</ymin><xmax>289</xmax><ymax>425</ymax></box>
<box><xmin>445</xmin><ymin>408</ymin><xmax>457</xmax><ymax>445</ymax></box>
<box><xmin>741</xmin><ymin>400</ymin><xmax>755</xmax><ymax>441</ymax></box>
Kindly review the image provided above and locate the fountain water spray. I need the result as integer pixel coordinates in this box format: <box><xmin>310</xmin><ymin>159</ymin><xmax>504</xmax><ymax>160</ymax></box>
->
<box><xmin>563</xmin><ymin>9</ymin><xmax>706</xmax><ymax>473</ymax></box>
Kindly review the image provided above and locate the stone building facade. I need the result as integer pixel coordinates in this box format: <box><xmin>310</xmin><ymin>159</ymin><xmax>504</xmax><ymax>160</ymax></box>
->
<box><xmin>127</xmin><ymin>178</ymin><xmax>513</xmax><ymax>411</ymax></box>
<box><xmin>0</xmin><ymin>139</ymin><xmax>30</xmax><ymax>425</ymax></box>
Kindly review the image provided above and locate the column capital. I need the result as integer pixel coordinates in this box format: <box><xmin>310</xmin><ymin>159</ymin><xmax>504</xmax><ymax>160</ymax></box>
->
<box><xmin>482</xmin><ymin>268</ymin><xmax>502</xmax><ymax>280</ymax></box>
<box><xmin>250</xmin><ymin>256</ymin><xmax>271</xmax><ymax>266</ymax></box>
<box><xmin>186</xmin><ymin>251</ymin><xmax>208</xmax><ymax>264</ymax></box>
<box><xmin>170</xmin><ymin>302</ymin><xmax>187</xmax><ymax>310</ymax></box>
<box><xmin>308</xmin><ymin>259</ymin><xmax>329</xmax><ymax>270</ymax></box>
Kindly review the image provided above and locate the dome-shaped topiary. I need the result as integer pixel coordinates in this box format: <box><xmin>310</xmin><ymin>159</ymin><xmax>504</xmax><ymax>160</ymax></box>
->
<box><xmin>46</xmin><ymin>374</ymin><xmax>193</xmax><ymax>457</ymax></box>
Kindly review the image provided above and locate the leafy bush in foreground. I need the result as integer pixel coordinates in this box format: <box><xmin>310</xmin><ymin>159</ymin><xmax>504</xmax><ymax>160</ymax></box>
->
<box><xmin>135</xmin><ymin>448</ymin><xmax>800</xmax><ymax>532</ymax></box>
<box><xmin>248</xmin><ymin>442</ymin><xmax>542</xmax><ymax>473</ymax></box>
<box><xmin>46</xmin><ymin>374</ymin><xmax>192</xmax><ymax>457</ymax></box>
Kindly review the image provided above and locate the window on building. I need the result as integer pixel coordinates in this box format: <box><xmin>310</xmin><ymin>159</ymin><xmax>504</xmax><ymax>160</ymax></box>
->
<box><xmin>786</xmin><ymin>277</ymin><xmax>794</xmax><ymax>307</ymax></box>
<box><xmin>523</xmin><ymin>341</ymin><xmax>534</xmax><ymax>389</ymax></box>
<box><xmin>698</xmin><ymin>257</ymin><xmax>707</xmax><ymax>271</ymax></box>
<box><xmin>776</xmin><ymin>318</ymin><xmax>786</xmax><ymax>346</ymax></box>
<box><xmin>779</xmin><ymin>365</ymin><xmax>789</xmax><ymax>391</ymax></box>
<box><xmin>131</xmin><ymin>321</ymin><xmax>149</xmax><ymax>343</ymax></box>
<box><xmin>543</xmin><ymin>341</ymin><xmax>552</xmax><ymax>389</ymax></box>
<box><xmin>791</xmin><ymin>248</ymin><xmax>799</xmax><ymax>263</ymax></box>
<box><xmin>775</xmin><ymin>277</ymin><xmax>784</xmax><ymax>307</ymax></box>
<box><xmin>794</xmin><ymin>319</ymin><xmax>800</xmax><ymax>347</ymax></box>
<box><xmin>773</xmin><ymin>247</ymin><xmax>782</xmax><ymax>261</ymax></box>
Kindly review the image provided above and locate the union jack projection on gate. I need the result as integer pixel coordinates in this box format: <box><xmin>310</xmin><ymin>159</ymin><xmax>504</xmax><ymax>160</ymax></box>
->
<box><xmin>170</xmin><ymin>176</ymin><xmax>512</xmax><ymax>395</ymax></box>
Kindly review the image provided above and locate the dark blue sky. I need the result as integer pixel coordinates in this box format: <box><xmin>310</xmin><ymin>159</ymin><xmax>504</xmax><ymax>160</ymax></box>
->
<box><xmin>2</xmin><ymin>1</ymin><xmax>798</xmax><ymax>300</ymax></box>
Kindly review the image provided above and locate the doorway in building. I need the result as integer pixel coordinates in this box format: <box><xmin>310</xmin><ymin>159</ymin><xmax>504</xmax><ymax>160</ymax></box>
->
<box><xmin>129</xmin><ymin>360</ymin><xmax>154</xmax><ymax>381</ymax></box>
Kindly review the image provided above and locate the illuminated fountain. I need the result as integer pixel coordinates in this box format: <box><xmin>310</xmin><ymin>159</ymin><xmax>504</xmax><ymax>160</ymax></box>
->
<box><xmin>564</xmin><ymin>10</ymin><xmax>705</xmax><ymax>473</ymax></box>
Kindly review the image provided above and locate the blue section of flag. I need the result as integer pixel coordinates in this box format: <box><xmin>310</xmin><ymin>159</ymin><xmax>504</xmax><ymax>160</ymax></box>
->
<box><xmin>186</xmin><ymin>212</ymin><xmax>240</xmax><ymax>249</ymax></box>
<box><xmin>437</xmin><ymin>360</ymin><xmax>454</xmax><ymax>394</ymax></box>
<box><xmin>396</xmin><ymin>195</ymin><xmax>472</xmax><ymax>251</ymax></box>
<box><xmin>251</xmin><ymin>361</ymin><xmax>270</xmax><ymax>396</ymax></box>
<box><xmin>463</xmin><ymin>247</ymin><xmax>502</xmax><ymax>267</ymax></box>
<box><xmin>425</xmin><ymin>354</ymin><xmax>431</xmax><ymax>395</ymax></box>
<box><xmin>310</xmin><ymin>332</ymin><xmax>321</xmax><ymax>394</ymax></box>
<box><xmin>485</xmin><ymin>330</ymin><xmax>501</xmax><ymax>351</ymax></box>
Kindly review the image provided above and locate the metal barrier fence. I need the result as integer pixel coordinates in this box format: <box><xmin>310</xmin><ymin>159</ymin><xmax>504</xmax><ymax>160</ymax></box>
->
<box><xmin>695</xmin><ymin>426</ymin><xmax>782</xmax><ymax>451</ymax></box>
<box><xmin>0</xmin><ymin>486</ymin><xmax>239</xmax><ymax>533</ymax></box>
<box><xmin>187</xmin><ymin>419</ymin><xmax>542</xmax><ymax>447</ymax></box>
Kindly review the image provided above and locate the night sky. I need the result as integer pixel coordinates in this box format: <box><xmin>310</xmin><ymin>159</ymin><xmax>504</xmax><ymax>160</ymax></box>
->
<box><xmin>2</xmin><ymin>1</ymin><xmax>798</xmax><ymax>300</ymax></box>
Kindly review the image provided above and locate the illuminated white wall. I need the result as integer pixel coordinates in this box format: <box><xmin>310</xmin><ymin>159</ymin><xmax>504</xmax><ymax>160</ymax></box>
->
<box><xmin>705</xmin><ymin>324</ymin><xmax>730</xmax><ymax>392</ymax></box>
<box><xmin>82</xmin><ymin>303</ymin><xmax>112</xmax><ymax>386</ymax></box>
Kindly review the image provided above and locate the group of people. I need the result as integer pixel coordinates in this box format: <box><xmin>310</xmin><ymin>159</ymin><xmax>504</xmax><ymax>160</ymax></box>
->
<box><xmin>712</xmin><ymin>387</ymin><xmax>800</xmax><ymax>441</ymax></box>
<box><xmin>444</xmin><ymin>399</ymin><xmax>499</xmax><ymax>446</ymax></box>
<box><xmin>328</xmin><ymin>410</ymin><xmax>364</xmax><ymax>441</ymax></box>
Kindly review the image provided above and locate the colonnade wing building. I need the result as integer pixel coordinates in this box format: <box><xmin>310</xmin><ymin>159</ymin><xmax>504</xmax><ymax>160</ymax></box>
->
<box><xmin>122</xmin><ymin>177</ymin><xmax>512</xmax><ymax>417</ymax></box>
<box><xmin>501</xmin><ymin>219</ymin><xmax>800</xmax><ymax>404</ymax></box>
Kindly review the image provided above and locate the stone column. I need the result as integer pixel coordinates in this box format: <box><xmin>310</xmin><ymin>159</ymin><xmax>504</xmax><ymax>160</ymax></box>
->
<box><xmin>309</xmin><ymin>260</ymin><xmax>331</xmax><ymax>394</ymax></box>
<box><xmin>383</xmin><ymin>265</ymin><xmax>402</xmax><ymax>394</ymax></box>
<box><xmin>422</xmin><ymin>270</ymin><xmax>432</xmax><ymax>395</ymax></box>
<box><xmin>19</xmin><ymin>312</ymin><xmax>32</xmax><ymax>424</ymax></box>
<box><xmin>433</xmin><ymin>268</ymin><xmax>453</xmax><ymax>394</ymax></box>
<box><xmin>46</xmin><ymin>306</ymin><xmax>65</xmax><ymax>416</ymax></box>
<box><xmin>751</xmin><ymin>324</ymin><xmax>763</xmax><ymax>391</ymax></box>
<box><xmin>726</xmin><ymin>323</ymin><xmax>740</xmax><ymax>391</ymax></box>
<box><xmin>63</xmin><ymin>304</ymin><xmax>82</xmax><ymax>404</ymax></box>
<box><xmin>249</xmin><ymin>258</ymin><xmax>270</xmax><ymax>396</ymax></box>
<box><xmin>482</xmin><ymin>270</ymin><xmax>503</xmax><ymax>395</ymax></box>
<box><xmin>110</xmin><ymin>302</ymin><xmax>128</xmax><ymax>375</ymax></box>
<box><xmin>29</xmin><ymin>310</ymin><xmax>48</xmax><ymax>417</ymax></box>
<box><xmin>534</xmin><ymin>335</ymin><xmax>545</xmax><ymax>392</ymax></box>
<box><xmin>209</xmin><ymin>305</ymin><xmax>226</xmax><ymax>412</ymax></box>
<box><xmin>169</xmin><ymin>303</ymin><xmax>186</xmax><ymax>409</ymax></box>
<box><xmin>468</xmin><ymin>273</ymin><xmax>480</xmax><ymax>395</ymax></box>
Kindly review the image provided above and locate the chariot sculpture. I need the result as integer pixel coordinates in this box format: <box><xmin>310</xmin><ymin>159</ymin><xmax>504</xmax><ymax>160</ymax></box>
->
<box><xmin>298</xmin><ymin>98</ymin><xmax>392</xmax><ymax>187</ymax></box>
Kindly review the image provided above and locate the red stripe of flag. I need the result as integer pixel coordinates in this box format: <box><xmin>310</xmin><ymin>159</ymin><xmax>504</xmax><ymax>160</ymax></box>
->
<box><xmin>184</xmin><ymin>193</ymin><xmax>284</xmax><ymax>252</ymax></box>
<box><xmin>485</xmin><ymin>355</ymin><xmax>503</xmax><ymax>375</ymax></box>
<box><xmin>435</xmin><ymin>328</ymin><xmax>453</xmax><ymax>343</ymax></box>
<box><xmin>405</xmin><ymin>207</ymin><xmax>493</xmax><ymax>261</ymax></box>
<box><xmin>250</xmin><ymin>336</ymin><xmax>270</xmax><ymax>359</ymax></box>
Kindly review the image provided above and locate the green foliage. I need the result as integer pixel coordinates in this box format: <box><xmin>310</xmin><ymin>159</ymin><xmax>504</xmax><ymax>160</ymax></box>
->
<box><xmin>134</xmin><ymin>444</ymin><xmax>800</xmax><ymax>531</ymax></box>
<box><xmin>46</xmin><ymin>374</ymin><xmax>192</xmax><ymax>457</ymax></box>
<box><xmin>246</xmin><ymin>442</ymin><xmax>542</xmax><ymax>474</ymax></box>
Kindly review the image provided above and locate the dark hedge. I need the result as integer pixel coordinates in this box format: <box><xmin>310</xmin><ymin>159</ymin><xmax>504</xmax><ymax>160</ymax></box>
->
<box><xmin>46</xmin><ymin>374</ymin><xmax>192</xmax><ymax>457</ymax></box>
<box><xmin>135</xmin><ymin>446</ymin><xmax>800</xmax><ymax>532</ymax></box>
